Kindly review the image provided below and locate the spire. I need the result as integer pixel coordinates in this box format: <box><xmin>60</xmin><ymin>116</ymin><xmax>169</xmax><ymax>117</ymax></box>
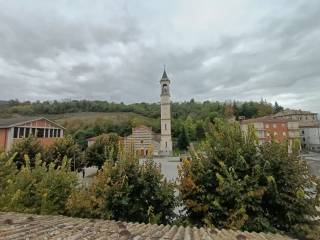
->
<box><xmin>161</xmin><ymin>66</ymin><xmax>169</xmax><ymax>80</ymax></box>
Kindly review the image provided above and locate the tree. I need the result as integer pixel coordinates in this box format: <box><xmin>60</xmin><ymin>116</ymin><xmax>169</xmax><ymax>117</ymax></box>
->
<box><xmin>177</xmin><ymin>126</ymin><xmax>190</xmax><ymax>151</ymax></box>
<box><xmin>0</xmin><ymin>151</ymin><xmax>17</xmax><ymax>210</ymax></box>
<box><xmin>85</xmin><ymin>133</ymin><xmax>120</xmax><ymax>169</ymax></box>
<box><xmin>273</xmin><ymin>101</ymin><xmax>283</xmax><ymax>113</ymax></box>
<box><xmin>178</xmin><ymin>120</ymin><xmax>320</xmax><ymax>238</ymax></box>
<box><xmin>0</xmin><ymin>154</ymin><xmax>77</xmax><ymax>215</ymax></box>
<box><xmin>195</xmin><ymin>122</ymin><xmax>206</xmax><ymax>140</ymax></box>
<box><xmin>9</xmin><ymin>135</ymin><xmax>44</xmax><ymax>169</ymax></box>
<box><xmin>67</xmin><ymin>152</ymin><xmax>177</xmax><ymax>224</ymax></box>
<box><xmin>45</xmin><ymin>135</ymin><xmax>83</xmax><ymax>171</ymax></box>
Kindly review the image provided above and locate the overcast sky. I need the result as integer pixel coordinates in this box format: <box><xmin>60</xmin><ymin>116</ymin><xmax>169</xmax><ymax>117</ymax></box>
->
<box><xmin>0</xmin><ymin>0</ymin><xmax>319</xmax><ymax>112</ymax></box>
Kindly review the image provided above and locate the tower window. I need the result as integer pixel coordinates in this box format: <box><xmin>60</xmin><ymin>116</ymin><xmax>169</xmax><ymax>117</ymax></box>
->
<box><xmin>162</xmin><ymin>84</ymin><xmax>169</xmax><ymax>95</ymax></box>
<box><xmin>165</xmin><ymin>124</ymin><xmax>167</xmax><ymax>130</ymax></box>
<box><xmin>165</xmin><ymin>142</ymin><xmax>167</xmax><ymax>147</ymax></box>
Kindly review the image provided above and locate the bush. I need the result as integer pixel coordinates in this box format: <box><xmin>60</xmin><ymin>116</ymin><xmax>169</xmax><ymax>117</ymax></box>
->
<box><xmin>178</xmin><ymin>120</ymin><xmax>320</xmax><ymax>237</ymax></box>
<box><xmin>0</xmin><ymin>154</ymin><xmax>77</xmax><ymax>215</ymax></box>
<box><xmin>85</xmin><ymin>133</ymin><xmax>120</xmax><ymax>169</ymax></box>
<box><xmin>45</xmin><ymin>135</ymin><xmax>83</xmax><ymax>170</ymax></box>
<box><xmin>67</xmin><ymin>152</ymin><xmax>177</xmax><ymax>224</ymax></box>
<box><xmin>0</xmin><ymin>151</ymin><xmax>17</xmax><ymax>209</ymax></box>
<box><xmin>9</xmin><ymin>135</ymin><xmax>44</xmax><ymax>168</ymax></box>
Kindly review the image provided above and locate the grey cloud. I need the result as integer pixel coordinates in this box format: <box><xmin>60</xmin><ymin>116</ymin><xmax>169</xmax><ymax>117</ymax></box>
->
<box><xmin>0</xmin><ymin>0</ymin><xmax>319</xmax><ymax>113</ymax></box>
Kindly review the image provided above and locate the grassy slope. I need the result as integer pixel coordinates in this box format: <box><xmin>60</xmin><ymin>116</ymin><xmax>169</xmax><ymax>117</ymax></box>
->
<box><xmin>43</xmin><ymin>112</ymin><xmax>160</xmax><ymax>134</ymax></box>
<box><xmin>45</xmin><ymin>112</ymin><xmax>155</xmax><ymax>124</ymax></box>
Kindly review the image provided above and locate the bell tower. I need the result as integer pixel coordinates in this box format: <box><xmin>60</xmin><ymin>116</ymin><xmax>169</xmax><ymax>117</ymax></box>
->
<box><xmin>160</xmin><ymin>68</ymin><xmax>172</xmax><ymax>156</ymax></box>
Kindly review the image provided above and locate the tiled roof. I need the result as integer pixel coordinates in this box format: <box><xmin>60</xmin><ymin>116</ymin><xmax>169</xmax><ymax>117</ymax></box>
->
<box><xmin>0</xmin><ymin>116</ymin><xmax>40</xmax><ymax>128</ymax></box>
<box><xmin>0</xmin><ymin>212</ymin><xmax>295</xmax><ymax>240</ymax></box>
<box><xmin>0</xmin><ymin>117</ymin><xmax>65</xmax><ymax>129</ymax></box>
<box><xmin>240</xmin><ymin>116</ymin><xmax>289</xmax><ymax>124</ymax></box>
<box><xmin>274</xmin><ymin>110</ymin><xmax>317</xmax><ymax>116</ymax></box>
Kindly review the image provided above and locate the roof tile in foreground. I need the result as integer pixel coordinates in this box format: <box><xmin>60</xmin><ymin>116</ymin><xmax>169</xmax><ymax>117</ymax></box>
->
<box><xmin>0</xmin><ymin>212</ymin><xmax>295</xmax><ymax>240</ymax></box>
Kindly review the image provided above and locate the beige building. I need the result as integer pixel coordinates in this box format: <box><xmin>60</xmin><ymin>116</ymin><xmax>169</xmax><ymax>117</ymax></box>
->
<box><xmin>124</xmin><ymin>125</ymin><xmax>160</xmax><ymax>157</ymax></box>
<box><xmin>160</xmin><ymin>69</ymin><xmax>173</xmax><ymax>156</ymax></box>
<box><xmin>273</xmin><ymin>110</ymin><xmax>320</xmax><ymax>151</ymax></box>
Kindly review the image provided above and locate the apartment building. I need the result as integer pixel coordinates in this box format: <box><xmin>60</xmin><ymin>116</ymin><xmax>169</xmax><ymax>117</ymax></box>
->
<box><xmin>240</xmin><ymin>117</ymin><xmax>300</xmax><ymax>146</ymax></box>
<box><xmin>273</xmin><ymin>110</ymin><xmax>320</xmax><ymax>152</ymax></box>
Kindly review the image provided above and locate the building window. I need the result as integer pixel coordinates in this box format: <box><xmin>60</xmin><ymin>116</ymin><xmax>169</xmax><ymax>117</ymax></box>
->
<box><xmin>57</xmin><ymin>129</ymin><xmax>61</xmax><ymax>137</ymax></box>
<box><xmin>283</xmin><ymin>132</ymin><xmax>286</xmax><ymax>136</ymax></box>
<box><xmin>50</xmin><ymin>129</ymin><xmax>53</xmax><ymax>137</ymax></box>
<box><xmin>273</xmin><ymin>124</ymin><xmax>276</xmax><ymax>128</ymax></box>
<box><xmin>165</xmin><ymin>124</ymin><xmax>167</xmax><ymax>130</ymax></box>
<box><xmin>303</xmin><ymin>137</ymin><xmax>306</xmax><ymax>142</ymax></box>
<box><xmin>45</xmin><ymin>129</ymin><xmax>49</xmax><ymax>138</ymax></box>
<box><xmin>19</xmin><ymin>128</ymin><xmax>25</xmax><ymax>138</ymax></box>
<box><xmin>37</xmin><ymin>128</ymin><xmax>44</xmax><ymax>138</ymax></box>
<box><xmin>31</xmin><ymin>128</ymin><xmax>36</xmax><ymax>136</ymax></box>
<box><xmin>13</xmin><ymin>127</ymin><xmax>18</xmax><ymax>138</ymax></box>
<box><xmin>140</xmin><ymin>140</ymin><xmax>144</xmax><ymax>144</ymax></box>
<box><xmin>25</xmin><ymin>128</ymin><xmax>30</xmax><ymax>137</ymax></box>
<box><xmin>165</xmin><ymin>142</ymin><xmax>167</xmax><ymax>147</ymax></box>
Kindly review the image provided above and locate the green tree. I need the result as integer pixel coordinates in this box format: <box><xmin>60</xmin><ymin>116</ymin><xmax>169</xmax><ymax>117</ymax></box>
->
<box><xmin>45</xmin><ymin>135</ymin><xmax>83</xmax><ymax>170</ymax></box>
<box><xmin>67</xmin><ymin>152</ymin><xmax>177</xmax><ymax>224</ymax></box>
<box><xmin>0</xmin><ymin>151</ymin><xmax>17</xmax><ymax>210</ymax></box>
<box><xmin>9</xmin><ymin>135</ymin><xmax>44</xmax><ymax>169</ymax></box>
<box><xmin>273</xmin><ymin>101</ymin><xmax>284</xmax><ymax>113</ymax></box>
<box><xmin>195</xmin><ymin>122</ymin><xmax>206</xmax><ymax>140</ymax></box>
<box><xmin>0</xmin><ymin>154</ymin><xmax>77</xmax><ymax>215</ymax></box>
<box><xmin>177</xmin><ymin>126</ymin><xmax>190</xmax><ymax>151</ymax></box>
<box><xmin>85</xmin><ymin>133</ymin><xmax>120</xmax><ymax>169</ymax></box>
<box><xmin>178</xmin><ymin>120</ymin><xmax>320</xmax><ymax>238</ymax></box>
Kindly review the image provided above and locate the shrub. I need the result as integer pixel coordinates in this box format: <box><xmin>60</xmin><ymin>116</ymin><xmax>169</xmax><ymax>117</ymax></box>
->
<box><xmin>0</xmin><ymin>151</ymin><xmax>17</xmax><ymax>209</ymax></box>
<box><xmin>85</xmin><ymin>133</ymin><xmax>120</xmax><ymax>169</ymax></box>
<box><xmin>67</xmin><ymin>152</ymin><xmax>177</xmax><ymax>224</ymax></box>
<box><xmin>9</xmin><ymin>135</ymin><xmax>44</xmax><ymax>168</ymax></box>
<box><xmin>45</xmin><ymin>135</ymin><xmax>83</xmax><ymax>170</ymax></box>
<box><xmin>0</xmin><ymin>154</ymin><xmax>77</xmax><ymax>215</ymax></box>
<box><xmin>178</xmin><ymin>120</ymin><xmax>320</xmax><ymax>237</ymax></box>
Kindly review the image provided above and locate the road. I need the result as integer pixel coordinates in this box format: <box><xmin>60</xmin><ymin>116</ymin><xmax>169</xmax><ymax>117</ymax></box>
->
<box><xmin>302</xmin><ymin>152</ymin><xmax>320</xmax><ymax>177</ymax></box>
<box><xmin>145</xmin><ymin>157</ymin><xmax>181</xmax><ymax>181</ymax></box>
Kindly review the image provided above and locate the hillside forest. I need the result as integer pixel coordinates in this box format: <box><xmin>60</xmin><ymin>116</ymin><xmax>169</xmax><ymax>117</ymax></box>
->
<box><xmin>0</xmin><ymin>99</ymin><xmax>284</xmax><ymax>148</ymax></box>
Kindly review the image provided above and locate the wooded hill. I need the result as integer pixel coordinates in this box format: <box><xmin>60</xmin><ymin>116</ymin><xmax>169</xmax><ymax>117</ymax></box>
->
<box><xmin>0</xmin><ymin>99</ymin><xmax>284</xmax><ymax>148</ymax></box>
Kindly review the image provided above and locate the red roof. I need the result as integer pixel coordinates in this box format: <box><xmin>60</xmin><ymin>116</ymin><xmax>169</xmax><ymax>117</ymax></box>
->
<box><xmin>241</xmin><ymin>116</ymin><xmax>290</xmax><ymax>124</ymax></box>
